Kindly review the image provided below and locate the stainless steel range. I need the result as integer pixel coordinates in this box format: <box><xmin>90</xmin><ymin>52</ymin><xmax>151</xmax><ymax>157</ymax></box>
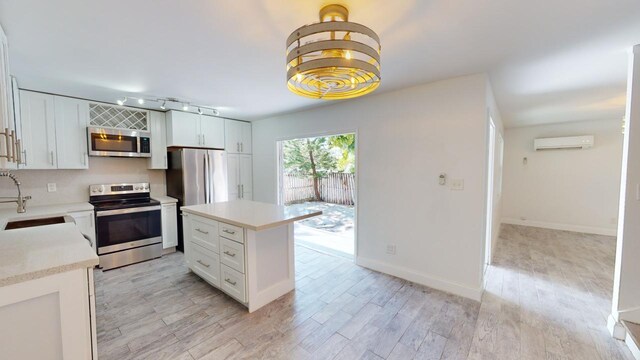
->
<box><xmin>89</xmin><ymin>183</ymin><xmax>162</xmax><ymax>270</ymax></box>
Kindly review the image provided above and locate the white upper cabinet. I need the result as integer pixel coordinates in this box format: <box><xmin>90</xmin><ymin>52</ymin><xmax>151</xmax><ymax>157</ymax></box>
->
<box><xmin>0</xmin><ymin>26</ymin><xmax>19</xmax><ymax>170</ymax></box>
<box><xmin>147</xmin><ymin>111</ymin><xmax>167</xmax><ymax>169</ymax></box>
<box><xmin>19</xmin><ymin>90</ymin><xmax>57</xmax><ymax>169</ymax></box>
<box><xmin>166</xmin><ymin>111</ymin><xmax>225</xmax><ymax>149</ymax></box>
<box><xmin>54</xmin><ymin>96</ymin><xmax>89</xmax><ymax>169</ymax></box>
<box><xmin>200</xmin><ymin>115</ymin><xmax>225</xmax><ymax>149</ymax></box>
<box><xmin>166</xmin><ymin>111</ymin><xmax>199</xmax><ymax>147</ymax></box>
<box><xmin>225</xmin><ymin>119</ymin><xmax>251</xmax><ymax>154</ymax></box>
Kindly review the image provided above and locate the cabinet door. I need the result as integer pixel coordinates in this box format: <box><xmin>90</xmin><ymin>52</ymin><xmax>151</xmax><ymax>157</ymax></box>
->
<box><xmin>162</xmin><ymin>203</ymin><xmax>178</xmax><ymax>248</ymax></box>
<box><xmin>200</xmin><ymin>115</ymin><xmax>224</xmax><ymax>149</ymax></box>
<box><xmin>224</xmin><ymin>119</ymin><xmax>240</xmax><ymax>152</ymax></box>
<box><xmin>0</xmin><ymin>27</ymin><xmax>16</xmax><ymax>170</ymax></box>
<box><xmin>147</xmin><ymin>111</ymin><xmax>167</xmax><ymax>169</ymax></box>
<box><xmin>19</xmin><ymin>90</ymin><xmax>57</xmax><ymax>169</ymax></box>
<box><xmin>166</xmin><ymin>111</ymin><xmax>200</xmax><ymax>147</ymax></box>
<box><xmin>54</xmin><ymin>96</ymin><xmax>89</xmax><ymax>169</ymax></box>
<box><xmin>239</xmin><ymin>154</ymin><xmax>252</xmax><ymax>200</ymax></box>
<box><xmin>68</xmin><ymin>210</ymin><xmax>96</xmax><ymax>252</ymax></box>
<box><xmin>227</xmin><ymin>153</ymin><xmax>240</xmax><ymax>200</ymax></box>
<box><xmin>239</xmin><ymin>122</ymin><xmax>252</xmax><ymax>154</ymax></box>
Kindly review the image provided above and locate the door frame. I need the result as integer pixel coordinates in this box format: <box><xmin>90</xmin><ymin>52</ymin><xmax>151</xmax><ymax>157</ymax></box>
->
<box><xmin>485</xmin><ymin>117</ymin><xmax>497</xmax><ymax>270</ymax></box>
<box><xmin>275</xmin><ymin>129</ymin><xmax>359</xmax><ymax>261</ymax></box>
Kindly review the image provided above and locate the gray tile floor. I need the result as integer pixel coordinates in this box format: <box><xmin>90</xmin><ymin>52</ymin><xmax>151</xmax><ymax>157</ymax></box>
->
<box><xmin>95</xmin><ymin>225</ymin><xmax>633</xmax><ymax>359</ymax></box>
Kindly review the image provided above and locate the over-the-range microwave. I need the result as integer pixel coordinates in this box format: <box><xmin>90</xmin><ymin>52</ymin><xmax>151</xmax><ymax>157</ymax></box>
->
<box><xmin>87</xmin><ymin>126</ymin><xmax>151</xmax><ymax>158</ymax></box>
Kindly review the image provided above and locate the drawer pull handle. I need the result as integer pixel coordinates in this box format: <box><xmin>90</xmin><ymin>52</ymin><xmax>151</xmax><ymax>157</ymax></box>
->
<box><xmin>224</xmin><ymin>250</ymin><xmax>236</xmax><ymax>257</ymax></box>
<box><xmin>223</xmin><ymin>229</ymin><xmax>236</xmax><ymax>235</ymax></box>
<box><xmin>197</xmin><ymin>260</ymin><xmax>210</xmax><ymax>268</ymax></box>
<box><xmin>195</xmin><ymin>228</ymin><xmax>209</xmax><ymax>234</ymax></box>
<box><xmin>225</xmin><ymin>278</ymin><xmax>237</xmax><ymax>286</ymax></box>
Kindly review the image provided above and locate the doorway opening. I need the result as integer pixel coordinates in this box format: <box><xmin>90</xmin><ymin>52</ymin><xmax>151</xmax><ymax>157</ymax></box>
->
<box><xmin>277</xmin><ymin>133</ymin><xmax>356</xmax><ymax>260</ymax></box>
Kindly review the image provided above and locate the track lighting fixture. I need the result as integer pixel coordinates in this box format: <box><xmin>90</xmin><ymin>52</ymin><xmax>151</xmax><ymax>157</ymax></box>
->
<box><xmin>114</xmin><ymin>95</ymin><xmax>220</xmax><ymax>116</ymax></box>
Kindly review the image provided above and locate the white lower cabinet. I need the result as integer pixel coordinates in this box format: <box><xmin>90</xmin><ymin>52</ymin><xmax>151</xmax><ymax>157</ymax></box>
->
<box><xmin>161</xmin><ymin>203</ymin><xmax>178</xmax><ymax>249</ymax></box>
<box><xmin>183</xmin><ymin>213</ymin><xmax>247</xmax><ymax>304</ymax></box>
<box><xmin>0</xmin><ymin>268</ymin><xmax>96</xmax><ymax>360</ymax></box>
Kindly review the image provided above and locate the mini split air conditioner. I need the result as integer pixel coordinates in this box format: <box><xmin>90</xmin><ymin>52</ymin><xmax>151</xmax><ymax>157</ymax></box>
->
<box><xmin>533</xmin><ymin>135</ymin><xmax>594</xmax><ymax>151</ymax></box>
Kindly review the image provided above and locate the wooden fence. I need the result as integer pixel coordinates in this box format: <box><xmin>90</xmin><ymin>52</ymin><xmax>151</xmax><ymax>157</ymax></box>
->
<box><xmin>283</xmin><ymin>173</ymin><xmax>355</xmax><ymax>205</ymax></box>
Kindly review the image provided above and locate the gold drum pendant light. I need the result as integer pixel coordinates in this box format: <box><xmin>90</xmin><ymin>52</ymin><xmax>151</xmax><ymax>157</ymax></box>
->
<box><xmin>286</xmin><ymin>4</ymin><xmax>381</xmax><ymax>100</ymax></box>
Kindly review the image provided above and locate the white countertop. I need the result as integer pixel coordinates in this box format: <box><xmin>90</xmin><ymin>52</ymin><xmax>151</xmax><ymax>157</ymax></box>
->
<box><xmin>181</xmin><ymin>200</ymin><xmax>323</xmax><ymax>231</ymax></box>
<box><xmin>0</xmin><ymin>202</ymin><xmax>94</xmax><ymax>229</ymax></box>
<box><xmin>0</xmin><ymin>223</ymin><xmax>99</xmax><ymax>287</ymax></box>
<box><xmin>152</xmin><ymin>195</ymin><xmax>179</xmax><ymax>204</ymax></box>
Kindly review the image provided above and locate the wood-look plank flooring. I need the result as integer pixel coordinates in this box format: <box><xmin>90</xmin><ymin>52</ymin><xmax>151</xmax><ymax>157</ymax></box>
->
<box><xmin>95</xmin><ymin>224</ymin><xmax>633</xmax><ymax>359</ymax></box>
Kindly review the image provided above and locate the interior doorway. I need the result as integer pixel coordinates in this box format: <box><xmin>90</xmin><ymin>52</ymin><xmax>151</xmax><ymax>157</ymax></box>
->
<box><xmin>277</xmin><ymin>133</ymin><xmax>357</xmax><ymax>260</ymax></box>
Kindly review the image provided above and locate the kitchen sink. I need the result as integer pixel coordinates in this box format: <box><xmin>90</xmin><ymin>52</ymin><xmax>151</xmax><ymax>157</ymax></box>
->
<box><xmin>4</xmin><ymin>216</ymin><xmax>74</xmax><ymax>230</ymax></box>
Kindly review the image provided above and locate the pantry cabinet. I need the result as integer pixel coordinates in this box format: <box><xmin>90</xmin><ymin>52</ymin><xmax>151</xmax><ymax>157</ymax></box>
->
<box><xmin>225</xmin><ymin>119</ymin><xmax>251</xmax><ymax>154</ymax></box>
<box><xmin>147</xmin><ymin>111</ymin><xmax>167</xmax><ymax>169</ymax></box>
<box><xmin>166</xmin><ymin>110</ymin><xmax>224</xmax><ymax>149</ymax></box>
<box><xmin>227</xmin><ymin>153</ymin><xmax>252</xmax><ymax>200</ymax></box>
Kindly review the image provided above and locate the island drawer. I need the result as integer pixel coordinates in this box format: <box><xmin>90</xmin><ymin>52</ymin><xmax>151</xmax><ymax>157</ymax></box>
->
<box><xmin>189</xmin><ymin>242</ymin><xmax>221</xmax><ymax>287</ymax></box>
<box><xmin>221</xmin><ymin>264</ymin><xmax>246</xmax><ymax>303</ymax></box>
<box><xmin>190</xmin><ymin>216</ymin><xmax>219</xmax><ymax>253</ymax></box>
<box><xmin>220</xmin><ymin>237</ymin><xmax>245</xmax><ymax>273</ymax></box>
<box><xmin>219</xmin><ymin>222</ymin><xmax>244</xmax><ymax>243</ymax></box>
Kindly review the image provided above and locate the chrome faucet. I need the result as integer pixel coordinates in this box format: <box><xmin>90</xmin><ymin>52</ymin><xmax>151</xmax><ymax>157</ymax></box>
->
<box><xmin>0</xmin><ymin>171</ymin><xmax>31</xmax><ymax>213</ymax></box>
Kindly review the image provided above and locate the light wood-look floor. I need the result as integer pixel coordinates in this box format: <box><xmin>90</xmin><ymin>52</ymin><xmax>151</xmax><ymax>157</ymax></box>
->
<box><xmin>95</xmin><ymin>225</ymin><xmax>633</xmax><ymax>359</ymax></box>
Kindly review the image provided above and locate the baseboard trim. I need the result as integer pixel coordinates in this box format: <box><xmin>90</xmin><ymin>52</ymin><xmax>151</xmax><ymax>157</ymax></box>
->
<box><xmin>625</xmin><ymin>331</ymin><xmax>640</xmax><ymax>360</ymax></box>
<box><xmin>355</xmin><ymin>256</ymin><xmax>483</xmax><ymax>302</ymax></box>
<box><xmin>620</xmin><ymin>308</ymin><xmax>640</xmax><ymax>324</ymax></box>
<box><xmin>501</xmin><ymin>218</ymin><xmax>616</xmax><ymax>236</ymax></box>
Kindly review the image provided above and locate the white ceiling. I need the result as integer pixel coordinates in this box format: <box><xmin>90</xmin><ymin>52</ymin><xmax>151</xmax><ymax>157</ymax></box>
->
<box><xmin>0</xmin><ymin>0</ymin><xmax>639</xmax><ymax>126</ymax></box>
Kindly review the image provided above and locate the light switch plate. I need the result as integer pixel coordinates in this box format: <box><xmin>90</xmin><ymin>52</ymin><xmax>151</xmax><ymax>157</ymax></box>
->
<box><xmin>47</xmin><ymin>183</ymin><xmax>57</xmax><ymax>192</ymax></box>
<box><xmin>450</xmin><ymin>179</ymin><xmax>464</xmax><ymax>191</ymax></box>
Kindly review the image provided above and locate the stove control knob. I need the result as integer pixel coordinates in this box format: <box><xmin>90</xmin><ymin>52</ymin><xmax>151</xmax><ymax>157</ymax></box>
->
<box><xmin>143</xmin><ymin>185</ymin><xmax>149</xmax><ymax>190</ymax></box>
<box><xmin>91</xmin><ymin>188</ymin><xmax>97</xmax><ymax>193</ymax></box>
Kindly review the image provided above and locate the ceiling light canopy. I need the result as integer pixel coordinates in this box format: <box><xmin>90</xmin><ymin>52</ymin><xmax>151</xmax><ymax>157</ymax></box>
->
<box><xmin>286</xmin><ymin>4</ymin><xmax>381</xmax><ymax>100</ymax></box>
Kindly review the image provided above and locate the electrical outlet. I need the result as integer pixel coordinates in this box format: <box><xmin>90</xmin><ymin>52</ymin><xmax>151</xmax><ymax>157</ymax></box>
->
<box><xmin>450</xmin><ymin>179</ymin><xmax>464</xmax><ymax>191</ymax></box>
<box><xmin>47</xmin><ymin>183</ymin><xmax>57</xmax><ymax>192</ymax></box>
<box><xmin>386</xmin><ymin>244</ymin><xmax>396</xmax><ymax>255</ymax></box>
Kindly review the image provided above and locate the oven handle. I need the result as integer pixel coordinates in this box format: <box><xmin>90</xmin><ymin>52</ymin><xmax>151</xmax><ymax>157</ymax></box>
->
<box><xmin>96</xmin><ymin>205</ymin><xmax>161</xmax><ymax>217</ymax></box>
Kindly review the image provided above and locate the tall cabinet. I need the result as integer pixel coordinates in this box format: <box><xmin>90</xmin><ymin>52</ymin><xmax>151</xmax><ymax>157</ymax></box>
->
<box><xmin>225</xmin><ymin>119</ymin><xmax>252</xmax><ymax>200</ymax></box>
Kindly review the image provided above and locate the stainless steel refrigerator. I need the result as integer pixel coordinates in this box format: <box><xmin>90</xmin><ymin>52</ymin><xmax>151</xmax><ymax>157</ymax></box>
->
<box><xmin>166</xmin><ymin>148</ymin><xmax>228</xmax><ymax>251</ymax></box>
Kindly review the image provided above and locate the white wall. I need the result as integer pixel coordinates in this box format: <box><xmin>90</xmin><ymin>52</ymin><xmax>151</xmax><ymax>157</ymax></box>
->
<box><xmin>252</xmin><ymin>74</ymin><xmax>493</xmax><ymax>300</ymax></box>
<box><xmin>0</xmin><ymin>157</ymin><xmax>166</xmax><ymax>207</ymax></box>
<box><xmin>501</xmin><ymin>119</ymin><xmax>623</xmax><ymax>235</ymax></box>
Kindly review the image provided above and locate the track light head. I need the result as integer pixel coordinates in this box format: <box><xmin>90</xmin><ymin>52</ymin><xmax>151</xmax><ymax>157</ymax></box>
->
<box><xmin>198</xmin><ymin>107</ymin><xmax>203</xmax><ymax>115</ymax></box>
<box><xmin>160</xmin><ymin>101</ymin><xmax>166</xmax><ymax>110</ymax></box>
<box><xmin>137</xmin><ymin>98</ymin><xmax>144</xmax><ymax>105</ymax></box>
<box><xmin>116</xmin><ymin>97</ymin><xmax>127</xmax><ymax>106</ymax></box>
<box><xmin>182</xmin><ymin>103</ymin><xmax>189</xmax><ymax>111</ymax></box>
<box><xmin>211</xmin><ymin>109</ymin><xmax>219</xmax><ymax>116</ymax></box>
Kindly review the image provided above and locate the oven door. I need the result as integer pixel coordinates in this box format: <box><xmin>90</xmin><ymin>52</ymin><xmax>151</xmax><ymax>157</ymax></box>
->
<box><xmin>95</xmin><ymin>206</ymin><xmax>162</xmax><ymax>254</ymax></box>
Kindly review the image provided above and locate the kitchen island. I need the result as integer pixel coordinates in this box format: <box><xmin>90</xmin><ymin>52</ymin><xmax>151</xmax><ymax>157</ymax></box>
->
<box><xmin>181</xmin><ymin>200</ymin><xmax>322</xmax><ymax>312</ymax></box>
